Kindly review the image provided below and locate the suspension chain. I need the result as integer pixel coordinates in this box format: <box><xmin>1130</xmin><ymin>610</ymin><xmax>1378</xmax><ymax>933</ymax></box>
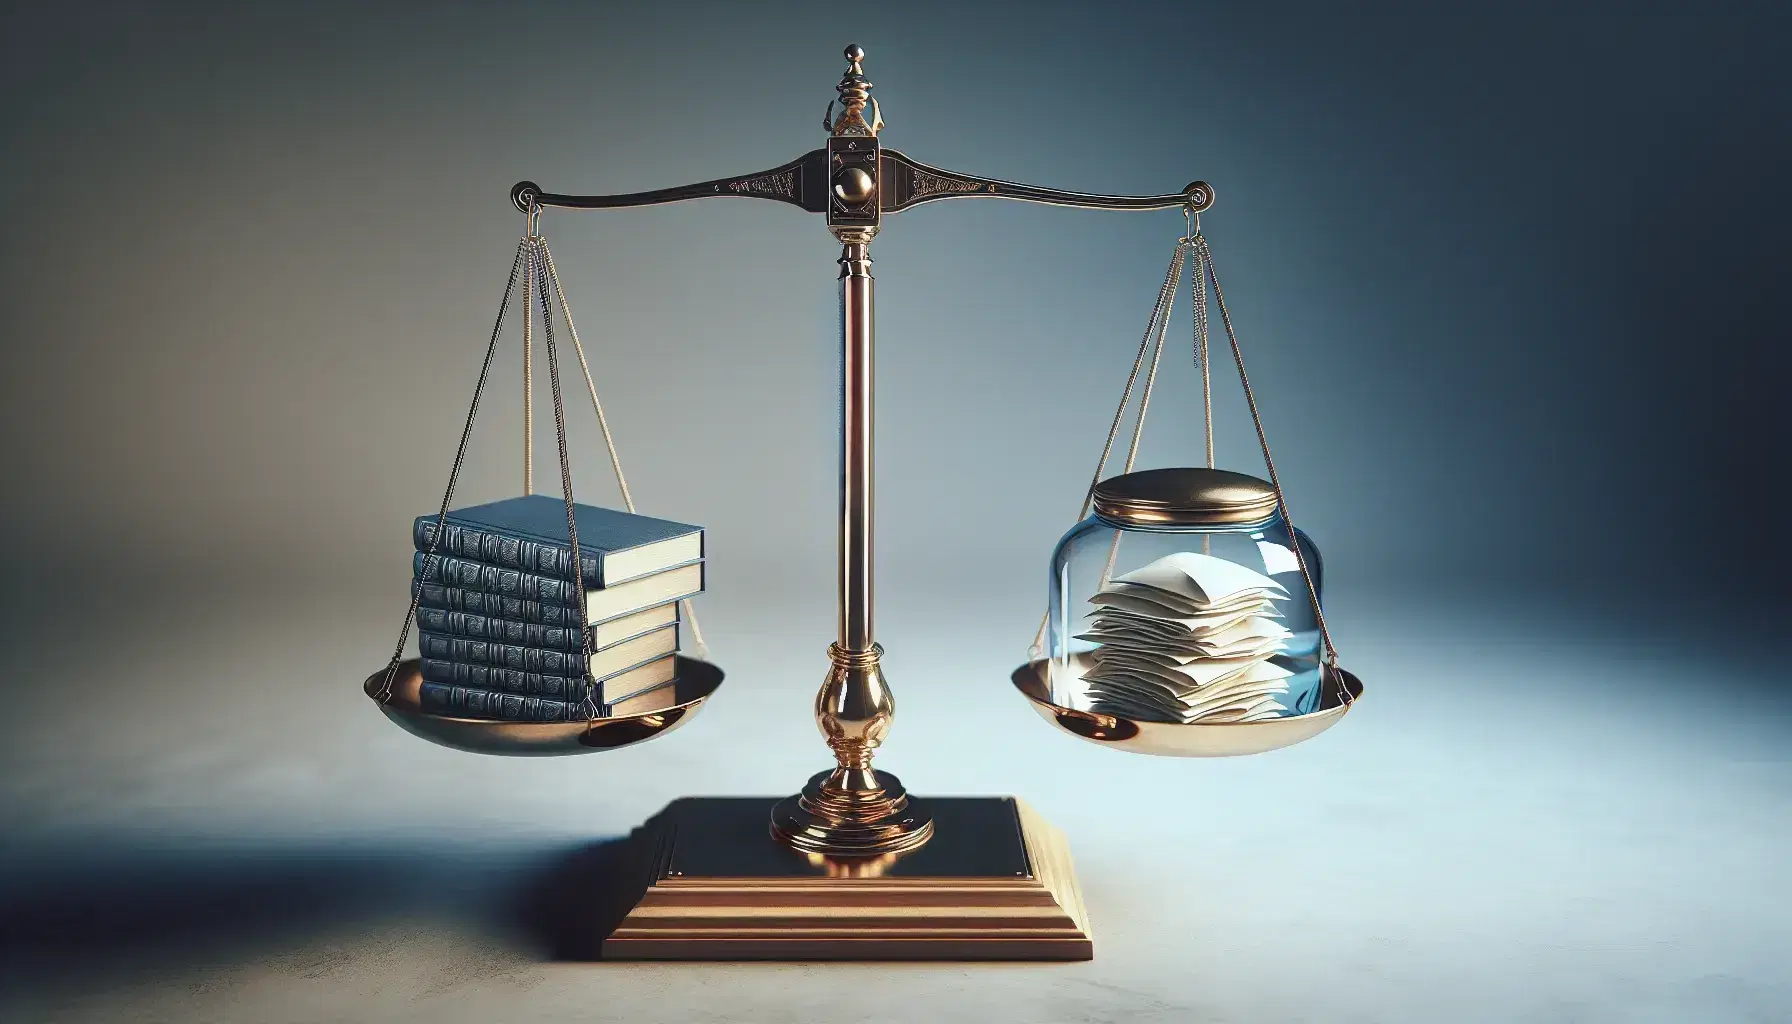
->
<box><xmin>1190</xmin><ymin>242</ymin><xmax>1213</xmax><ymax>469</ymax></box>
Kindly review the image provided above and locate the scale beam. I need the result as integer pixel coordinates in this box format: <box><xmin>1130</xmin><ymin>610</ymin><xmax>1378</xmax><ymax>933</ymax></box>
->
<box><xmin>511</xmin><ymin>154</ymin><xmax>1210</xmax><ymax>219</ymax></box>
<box><xmin>511</xmin><ymin>152</ymin><xmax>829</xmax><ymax>215</ymax></box>
<box><xmin>879</xmin><ymin>150</ymin><xmax>1210</xmax><ymax>215</ymax></box>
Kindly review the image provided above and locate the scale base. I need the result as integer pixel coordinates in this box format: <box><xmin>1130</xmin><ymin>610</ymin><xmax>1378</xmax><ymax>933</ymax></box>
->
<box><xmin>599</xmin><ymin>796</ymin><xmax>1092</xmax><ymax>960</ymax></box>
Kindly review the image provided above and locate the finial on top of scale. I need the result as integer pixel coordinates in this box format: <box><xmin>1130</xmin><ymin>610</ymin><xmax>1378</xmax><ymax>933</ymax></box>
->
<box><xmin>827</xmin><ymin>43</ymin><xmax>882</xmax><ymax>137</ymax></box>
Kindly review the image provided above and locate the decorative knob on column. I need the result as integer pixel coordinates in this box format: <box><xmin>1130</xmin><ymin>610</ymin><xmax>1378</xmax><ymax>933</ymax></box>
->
<box><xmin>769</xmin><ymin>642</ymin><xmax>933</xmax><ymax>857</ymax></box>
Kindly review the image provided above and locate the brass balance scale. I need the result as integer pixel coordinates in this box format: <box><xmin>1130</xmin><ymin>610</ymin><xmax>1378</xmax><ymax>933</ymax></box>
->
<box><xmin>362</xmin><ymin>45</ymin><xmax>1364</xmax><ymax>961</ymax></box>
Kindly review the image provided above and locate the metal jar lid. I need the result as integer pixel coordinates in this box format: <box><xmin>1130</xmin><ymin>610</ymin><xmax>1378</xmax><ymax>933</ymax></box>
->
<box><xmin>1090</xmin><ymin>467</ymin><xmax>1280</xmax><ymax>527</ymax></box>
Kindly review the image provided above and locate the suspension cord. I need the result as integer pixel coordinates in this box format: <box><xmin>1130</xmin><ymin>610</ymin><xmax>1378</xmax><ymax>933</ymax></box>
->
<box><xmin>376</xmin><ymin>239</ymin><xmax>529</xmax><ymax>703</ymax></box>
<box><xmin>541</xmin><ymin>240</ymin><xmax>709</xmax><ymax>661</ymax></box>
<box><xmin>1032</xmin><ymin>239</ymin><xmax>1189</xmax><ymax>656</ymax></box>
<box><xmin>1099</xmin><ymin>243</ymin><xmax>1184</xmax><ymax>584</ymax></box>
<box><xmin>1196</xmin><ymin>234</ymin><xmax>1343</xmax><ymax>685</ymax></box>
<box><xmin>1080</xmin><ymin>241</ymin><xmax>1188</xmax><ymax>521</ymax></box>
<box><xmin>531</xmin><ymin>239</ymin><xmax>603</xmax><ymax>719</ymax></box>
<box><xmin>522</xmin><ymin>207</ymin><xmax>537</xmax><ymax>495</ymax></box>
<box><xmin>1121</xmin><ymin>245</ymin><xmax>1182</xmax><ymax>476</ymax></box>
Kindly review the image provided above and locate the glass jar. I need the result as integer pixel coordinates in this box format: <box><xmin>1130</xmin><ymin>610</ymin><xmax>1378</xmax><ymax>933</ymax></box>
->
<box><xmin>1045</xmin><ymin>468</ymin><xmax>1325</xmax><ymax>723</ymax></box>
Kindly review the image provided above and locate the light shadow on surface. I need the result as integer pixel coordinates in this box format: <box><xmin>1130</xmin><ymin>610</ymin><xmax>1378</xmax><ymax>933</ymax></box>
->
<box><xmin>0</xmin><ymin>836</ymin><xmax>640</xmax><ymax>970</ymax></box>
<box><xmin>508</xmin><ymin>836</ymin><xmax>639</xmax><ymax>960</ymax></box>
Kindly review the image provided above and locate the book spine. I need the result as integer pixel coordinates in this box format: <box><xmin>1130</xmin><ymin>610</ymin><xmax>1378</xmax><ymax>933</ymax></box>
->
<box><xmin>413</xmin><ymin>606</ymin><xmax>585</xmax><ymax>651</ymax></box>
<box><xmin>418</xmin><ymin>633</ymin><xmax>587</xmax><ymax>678</ymax></box>
<box><xmin>413</xmin><ymin>551</ymin><xmax>579</xmax><ymax>606</ymax></box>
<box><xmin>417</xmin><ymin>681</ymin><xmax>594</xmax><ymax>722</ymax></box>
<box><xmin>412</xmin><ymin>582</ymin><xmax>583</xmax><ymax>628</ymax></box>
<box><xmin>420</xmin><ymin>658</ymin><xmax>600</xmax><ymax>703</ymax></box>
<box><xmin>415</xmin><ymin>518</ymin><xmax>602</xmax><ymax>585</ymax></box>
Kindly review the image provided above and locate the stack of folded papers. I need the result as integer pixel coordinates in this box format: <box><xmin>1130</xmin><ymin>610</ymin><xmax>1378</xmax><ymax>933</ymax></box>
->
<box><xmin>1079</xmin><ymin>550</ymin><xmax>1294</xmax><ymax>724</ymax></box>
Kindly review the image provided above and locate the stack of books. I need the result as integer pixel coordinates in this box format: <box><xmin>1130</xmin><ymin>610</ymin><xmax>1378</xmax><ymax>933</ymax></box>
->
<box><xmin>409</xmin><ymin>495</ymin><xmax>705</xmax><ymax>721</ymax></box>
<box><xmin>1078</xmin><ymin>550</ymin><xmax>1294</xmax><ymax>724</ymax></box>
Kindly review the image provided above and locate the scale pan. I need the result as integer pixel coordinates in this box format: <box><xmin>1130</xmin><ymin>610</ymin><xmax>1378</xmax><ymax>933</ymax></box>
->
<box><xmin>364</xmin><ymin>656</ymin><xmax>724</xmax><ymax>757</ymax></box>
<box><xmin>1010</xmin><ymin>653</ymin><xmax>1361</xmax><ymax>758</ymax></box>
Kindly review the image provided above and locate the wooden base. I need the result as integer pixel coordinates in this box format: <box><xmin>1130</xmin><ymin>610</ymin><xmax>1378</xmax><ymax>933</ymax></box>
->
<box><xmin>598</xmin><ymin>796</ymin><xmax>1093</xmax><ymax>960</ymax></box>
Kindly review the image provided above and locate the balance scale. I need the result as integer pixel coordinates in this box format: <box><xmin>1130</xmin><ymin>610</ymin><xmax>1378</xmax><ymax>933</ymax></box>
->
<box><xmin>362</xmin><ymin>44</ymin><xmax>1364</xmax><ymax>961</ymax></box>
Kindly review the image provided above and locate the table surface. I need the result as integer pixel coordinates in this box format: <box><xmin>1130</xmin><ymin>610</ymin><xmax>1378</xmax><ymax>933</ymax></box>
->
<box><xmin>1</xmin><ymin>587</ymin><xmax>1786</xmax><ymax>1023</ymax></box>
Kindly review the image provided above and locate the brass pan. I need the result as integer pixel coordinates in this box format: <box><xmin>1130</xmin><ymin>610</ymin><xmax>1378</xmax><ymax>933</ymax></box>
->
<box><xmin>364</xmin><ymin>656</ymin><xmax>723</xmax><ymax>756</ymax></box>
<box><xmin>1011</xmin><ymin>653</ymin><xmax>1360</xmax><ymax>757</ymax></box>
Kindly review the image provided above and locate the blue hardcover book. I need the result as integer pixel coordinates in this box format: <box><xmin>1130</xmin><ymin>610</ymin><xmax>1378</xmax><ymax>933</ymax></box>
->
<box><xmin>414</xmin><ymin>551</ymin><xmax>579</xmax><ymax>604</ymax></box>
<box><xmin>413</xmin><ymin>588</ymin><xmax>681</xmax><ymax>642</ymax></box>
<box><xmin>414</xmin><ymin>495</ymin><xmax>703</xmax><ymax>588</ymax></box>
<box><xmin>414</xmin><ymin>552</ymin><xmax>704</xmax><ymax>620</ymax></box>
<box><xmin>414</xmin><ymin>606</ymin><xmax>587</xmax><ymax>652</ymax></box>
<box><xmin>419</xmin><ymin>658</ymin><xmax>592</xmax><ymax>700</ymax></box>
<box><xmin>412</xmin><ymin>582</ymin><xmax>584</xmax><ymax>628</ymax></box>
<box><xmin>417</xmin><ymin>623</ymin><xmax>679</xmax><ymax>681</ymax></box>
<box><xmin>420</xmin><ymin>652</ymin><xmax>677</xmax><ymax>705</ymax></box>
<box><xmin>420</xmin><ymin>634</ymin><xmax>585</xmax><ymax>677</ymax></box>
<box><xmin>418</xmin><ymin>680</ymin><xmax>679</xmax><ymax>721</ymax></box>
<box><xmin>418</xmin><ymin>682</ymin><xmax>596</xmax><ymax>722</ymax></box>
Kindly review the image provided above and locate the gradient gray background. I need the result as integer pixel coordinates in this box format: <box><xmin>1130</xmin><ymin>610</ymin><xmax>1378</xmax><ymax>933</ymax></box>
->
<box><xmin>1</xmin><ymin>2</ymin><xmax>1787</xmax><ymax>1022</ymax></box>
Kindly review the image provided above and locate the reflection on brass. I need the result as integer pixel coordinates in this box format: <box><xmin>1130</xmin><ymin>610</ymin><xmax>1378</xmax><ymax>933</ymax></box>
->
<box><xmin>833</xmin><ymin>165</ymin><xmax>876</xmax><ymax>203</ymax></box>
<box><xmin>1052</xmin><ymin>708</ymin><xmax>1142</xmax><ymax>743</ymax></box>
<box><xmin>1091</xmin><ymin>467</ymin><xmax>1280</xmax><ymax>527</ymax></box>
<box><xmin>1012</xmin><ymin>655</ymin><xmax>1362</xmax><ymax>757</ymax></box>
<box><xmin>769</xmin><ymin>766</ymin><xmax>934</xmax><ymax>857</ymax></box>
<box><xmin>804</xmin><ymin>851</ymin><xmax>901</xmax><ymax>878</ymax></box>
<box><xmin>770</xmin><ymin>644</ymin><xmax>935</xmax><ymax>856</ymax></box>
<box><xmin>363</xmin><ymin>657</ymin><xmax>722</xmax><ymax>757</ymax></box>
<box><xmin>605</xmin><ymin>797</ymin><xmax>1092</xmax><ymax>960</ymax></box>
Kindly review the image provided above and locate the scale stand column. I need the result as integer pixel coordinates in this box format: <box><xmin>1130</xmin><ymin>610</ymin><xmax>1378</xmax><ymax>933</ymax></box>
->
<box><xmin>770</xmin><ymin>47</ymin><xmax>934</xmax><ymax>857</ymax></box>
<box><xmin>607</xmin><ymin>220</ymin><xmax>1090</xmax><ymax>959</ymax></box>
<box><xmin>504</xmin><ymin>44</ymin><xmax>1097</xmax><ymax>959</ymax></box>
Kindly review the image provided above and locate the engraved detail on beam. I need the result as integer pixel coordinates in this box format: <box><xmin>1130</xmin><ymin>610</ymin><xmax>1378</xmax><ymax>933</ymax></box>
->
<box><xmin>911</xmin><ymin>170</ymin><xmax>994</xmax><ymax>198</ymax></box>
<box><xmin>727</xmin><ymin>170</ymin><xmax>797</xmax><ymax>197</ymax></box>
